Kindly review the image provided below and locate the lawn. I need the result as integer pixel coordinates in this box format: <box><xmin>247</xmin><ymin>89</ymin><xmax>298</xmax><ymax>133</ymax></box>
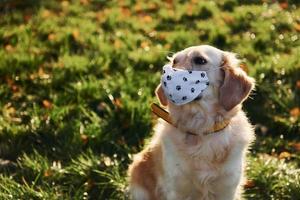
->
<box><xmin>0</xmin><ymin>0</ymin><xmax>299</xmax><ymax>199</ymax></box>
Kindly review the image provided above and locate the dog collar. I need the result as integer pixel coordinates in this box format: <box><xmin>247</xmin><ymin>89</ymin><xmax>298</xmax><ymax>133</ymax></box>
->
<box><xmin>151</xmin><ymin>103</ymin><xmax>230</xmax><ymax>136</ymax></box>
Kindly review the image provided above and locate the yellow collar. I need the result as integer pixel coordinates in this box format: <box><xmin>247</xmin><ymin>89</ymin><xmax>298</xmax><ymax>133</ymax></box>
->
<box><xmin>151</xmin><ymin>103</ymin><xmax>230</xmax><ymax>135</ymax></box>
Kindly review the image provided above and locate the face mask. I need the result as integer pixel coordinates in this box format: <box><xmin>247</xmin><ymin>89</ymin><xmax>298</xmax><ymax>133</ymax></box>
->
<box><xmin>161</xmin><ymin>64</ymin><xmax>210</xmax><ymax>105</ymax></box>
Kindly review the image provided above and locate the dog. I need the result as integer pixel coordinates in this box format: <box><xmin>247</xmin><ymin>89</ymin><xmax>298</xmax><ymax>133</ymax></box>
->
<box><xmin>128</xmin><ymin>45</ymin><xmax>255</xmax><ymax>200</ymax></box>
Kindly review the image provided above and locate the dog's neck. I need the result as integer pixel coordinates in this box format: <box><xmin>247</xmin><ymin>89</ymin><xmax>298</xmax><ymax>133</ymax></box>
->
<box><xmin>151</xmin><ymin>103</ymin><xmax>230</xmax><ymax>137</ymax></box>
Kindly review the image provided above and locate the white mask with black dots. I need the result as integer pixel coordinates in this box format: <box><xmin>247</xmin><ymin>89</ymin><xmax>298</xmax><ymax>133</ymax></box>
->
<box><xmin>161</xmin><ymin>64</ymin><xmax>210</xmax><ymax>105</ymax></box>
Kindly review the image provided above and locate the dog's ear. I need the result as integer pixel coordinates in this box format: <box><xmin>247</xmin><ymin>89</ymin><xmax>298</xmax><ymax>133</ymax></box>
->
<box><xmin>219</xmin><ymin>53</ymin><xmax>255</xmax><ymax>111</ymax></box>
<box><xmin>155</xmin><ymin>84</ymin><xmax>168</xmax><ymax>106</ymax></box>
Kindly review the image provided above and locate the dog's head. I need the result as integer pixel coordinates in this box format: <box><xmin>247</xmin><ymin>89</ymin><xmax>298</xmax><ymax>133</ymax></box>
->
<box><xmin>155</xmin><ymin>45</ymin><xmax>255</xmax><ymax>134</ymax></box>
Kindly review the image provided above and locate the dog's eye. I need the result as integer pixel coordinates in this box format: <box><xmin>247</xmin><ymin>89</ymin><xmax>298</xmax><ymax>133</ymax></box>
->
<box><xmin>193</xmin><ymin>56</ymin><xmax>207</xmax><ymax>65</ymax></box>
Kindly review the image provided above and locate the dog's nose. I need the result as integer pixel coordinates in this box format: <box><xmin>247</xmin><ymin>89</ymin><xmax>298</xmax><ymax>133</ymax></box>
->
<box><xmin>172</xmin><ymin>55</ymin><xmax>180</xmax><ymax>67</ymax></box>
<box><xmin>172</xmin><ymin>53</ymin><xmax>188</xmax><ymax>68</ymax></box>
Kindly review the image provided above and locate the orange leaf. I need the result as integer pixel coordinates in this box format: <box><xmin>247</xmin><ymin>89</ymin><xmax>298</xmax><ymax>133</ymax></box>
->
<box><xmin>290</xmin><ymin>142</ymin><xmax>300</xmax><ymax>151</ymax></box>
<box><xmin>187</xmin><ymin>4</ymin><xmax>193</xmax><ymax>16</ymax></box>
<box><xmin>11</xmin><ymin>85</ymin><xmax>19</xmax><ymax>92</ymax></box>
<box><xmin>41</xmin><ymin>10</ymin><xmax>52</xmax><ymax>18</ymax></box>
<box><xmin>38</xmin><ymin>67</ymin><xmax>50</xmax><ymax>79</ymax></box>
<box><xmin>295</xmin><ymin>24</ymin><xmax>300</xmax><ymax>32</ymax></box>
<box><xmin>121</xmin><ymin>7</ymin><xmax>131</xmax><ymax>17</ymax></box>
<box><xmin>142</xmin><ymin>15</ymin><xmax>152</xmax><ymax>23</ymax></box>
<box><xmin>42</xmin><ymin>100</ymin><xmax>53</xmax><ymax>109</ymax></box>
<box><xmin>279</xmin><ymin>1</ymin><xmax>288</xmax><ymax>9</ymax></box>
<box><xmin>134</xmin><ymin>3</ymin><xmax>142</xmax><ymax>12</ymax></box>
<box><xmin>114</xmin><ymin>39</ymin><xmax>122</xmax><ymax>48</ymax></box>
<box><xmin>48</xmin><ymin>33</ymin><xmax>56</xmax><ymax>41</ymax></box>
<box><xmin>296</xmin><ymin>80</ymin><xmax>300</xmax><ymax>88</ymax></box>
<box><xmin>72</xmin><ymin>30</ymin><xmax>80</xmax><ymax>41</ymax></box>
<box><xmin>5</xmin><ymin>44</ymin><xmax>15</xmax><ymax>52</ymax></box>
<box><xmin>290</xmin><ymin>107</ymin><xmax>300</xmax><ymax>117</ymax></box>
<box><xmin>61</xmin><ymin>1</ymin><xmax>69</xmax><ymax>8</ymax></box>
<box><xmin>148</xmin><ymin>2</ymin><xmax>158</xmax><ymax>10</ymax></box>
<box><xmin>244</xmin><ymin>180</ymin><xmax>255</xmax><ymax>188</ymax></box>
<box><xmin>223</xmin><ymin>15</ymin><xmax>234</xmax><ymax>24</ymax></box>
<box><xmin>164</xmin><ymin>43</ymin><xmax>171</xmax><ymax>49</ymax></box>
<box><xmin>113</xmin><ymin>98</ymin><xmax>122</xmax><ymax>108</ymax></box>
<box><xmin>80</xmin><ymin>0</ymin><xmax>90</xmax><ymax>5</ymax></box>
<box><xmin>279</xmin><ymin>151</ymin><xmax>291</xmax><ymax>159</ymax></box>
<box><xmin>80</xmin><ymin>134</ymin><xmax>89</xmax><ymax>144</ymax></box>
<box><xmin>44</xmin><ymin>169</ymin><xmax>53</xmax><ymax>177</ymax></box>
<box><xmin>140</xmin><ymin>41</ymin><xmax>149</xmax><ymax>49</ymax></box>
<box><xmin>23</xmin><ymin>14</ymin><xmax>32</xmax><ymax>22</ymax></box>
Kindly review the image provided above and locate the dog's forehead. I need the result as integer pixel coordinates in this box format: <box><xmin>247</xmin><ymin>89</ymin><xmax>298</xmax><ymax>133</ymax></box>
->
<box><xmin>184</xmin><ymin>45</ymin><xmax>223</xmax><ymax>57</ymax></box>
<box><xmin>177</xmin><ymin>45</ymin><xmax>223</xmax><ymax>65</ymax></box>
<box><xmin>175</xmin><ymin>45</ymin><xmax>222</xmax><ymax>60</ymax></box>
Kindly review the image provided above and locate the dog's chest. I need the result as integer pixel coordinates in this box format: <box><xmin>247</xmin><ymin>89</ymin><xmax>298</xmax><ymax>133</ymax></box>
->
<box><xmin>161</xmin><ymin>136</ymin><xmax>230</xmax><ymax>199</ymax></box>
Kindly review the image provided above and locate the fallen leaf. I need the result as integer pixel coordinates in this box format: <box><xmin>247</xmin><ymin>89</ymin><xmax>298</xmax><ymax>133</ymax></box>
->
<box><xmin>295</xmin><ymin>24</ymin><xmax>300</xmax><ymax>32</ymax></box>
<box><xmin>187</xmin><ymin>4</ymin><xmax>193</xmax><ymax>16</ymax></box>
<box><xmin>140</xmin><ymin>41</ymin><xmax>149</xmax><ymax>49</ymax></box>
<box><xmin>223</xmin><ymin>15</ymin><xmax>234</xmax><ymax>24</ymax></box>
<box><xmin>148</xmin><ymin>2</ymin><xmax>158</xmax><ymax>10</ymax></box>
<box><xmin>289</xmin><ymin>142</ymin><xmax>300</xmax><ymax>151</ymax></box>
<box><xmin>48</xmin><ymin>33</ymin><xmax>56</xmax><ymax>41</ymax></box>
<box><xmin>80</xmin><ymin>0</ymin><xmax>90</xmax><ymax>5</ymax></box>
<box><xmin>80</xmin><ymin>134</ymin><xmax>89</xmax><ymax>144</ymax></box>
<box><xmin>244</xmin><ymin>179</ymin><xmax>255</xmax><ymax>188</ymax></box>
<box><xmin>42</xmin><ymin>10</ymin><xmax>52</xmax><ymax>18</ymax></box>
<box><xmin>5</xmin><ymin>77</ymin><xmax>19</xmax><ymax>92</ymax></box>
<box><xmin>5</xmin><ymin>44</ymin><xmax>15</xmax><ymax>52</ymax></box>
<box><xmin>61</xmin><ymin>1</ymin><xmax>69</xmax><ymax>8</ymax></box>
<box><xmin>38</xmin><ymin>68</ymin><xmax>50</xmax><ymax>79</ymax></box>
<box><xmin>113</xmin><ymin>98</ymin><xmax>122</xmax><ymax>108</ymax></box>
<box><xmin>121</xmin><ymin>7</ymin><xmax>131</xmax><ymax>17</ymax></box>
<box><xmin>290</xmin><ymin>107</ymin><xmax>300</xmax><ymax>117</ymax></box>
<box><xmin>279</xmin><ymin>1</ymin><xmax>288</xmax><ymax>9</ymax></box>
<box><xmin>296</xmin><ymin>80</ymin><xmax>300</xmax><ymax>88</ymax></box>
<box><xmin>44</xmin><ymin>169</ymin><xmax>53</xmax><ymax>177</ymax></box>
<box><xmin>23</xmin><ymin>14</ymin><xmax>32</xmax><ymax>22</ymax></box>
<box><xmin>42</xmin><ymin>100</ymin><xmax>53</xmax><ymax>109</ymax></box>
<box><xmin>72</xmin><ymin>29</ymin><xmax>80</xmax><ymax>41</ymax></box>
<box><xmin>279</xmin><ymin>151</ymin><xmax>291</xmax><ymax>159</ymax></box>
<box><xmin>114</xmin><ymin>39</ymin><xmax>122</xmax><ymax>48</ymax></box>
<box><xmin>164</xmin><ymin>43</ymin><xmax>171</xmax><ymax>49</ymax></box>
<box><xmin>134</xmin><ymin>3</ymin><xmax>142</xmax><ymax>12</ymax></box>
<box><xmin>3</xmin><ymin>103</ymin><xmax>16</xmax><ymax>119</ymax></box>
<box><xmin>142</xmin><ymin>15</ymin><xmax>152</xmax><ymax>23</ymax></box>
<box><xmin>165</xmin><ymin>0</ymin><xmax>174</xmax><ymax>8</ymax></box>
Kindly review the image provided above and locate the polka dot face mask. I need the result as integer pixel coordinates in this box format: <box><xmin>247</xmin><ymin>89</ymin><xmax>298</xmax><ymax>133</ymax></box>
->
<box><xmin>161</xmin><ymin>64</ymin><xmax>210</xmax><ymax>105</ymax></box>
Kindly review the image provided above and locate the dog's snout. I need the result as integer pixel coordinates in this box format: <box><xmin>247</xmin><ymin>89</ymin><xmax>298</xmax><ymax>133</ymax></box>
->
<box><xmin>172</xmin><ymin>53</ymin><xmax>190</xmax><ymax>69</ymax></box>
<box><xmin>172</xmin><ymin>56</ymin><xmax>179</xmax><ymax>66</ymax></box>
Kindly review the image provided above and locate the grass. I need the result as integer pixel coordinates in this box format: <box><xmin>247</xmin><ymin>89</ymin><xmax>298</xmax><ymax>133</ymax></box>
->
<box><xmin>0</xmin><ymin>0</ymin><xmax>299</xmax><ymax>199</ymax></box>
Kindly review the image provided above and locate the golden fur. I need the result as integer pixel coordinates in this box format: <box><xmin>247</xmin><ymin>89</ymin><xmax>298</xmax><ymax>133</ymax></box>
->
<box><xmin>128</xmin><ymin>45</ymin><xmax>255</xmax><ymax>200</ymax></box>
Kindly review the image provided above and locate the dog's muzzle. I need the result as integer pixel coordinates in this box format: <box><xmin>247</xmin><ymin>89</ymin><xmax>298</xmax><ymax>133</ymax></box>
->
<box><xmin>161</xmin><ymin>64</ymin><xmax>209</xmax><ymax>105</ymax></box>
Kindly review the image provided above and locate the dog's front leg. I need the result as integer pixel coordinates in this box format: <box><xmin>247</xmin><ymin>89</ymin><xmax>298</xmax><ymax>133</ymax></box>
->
<box><xmin>213</xmin><ymin>150</ymin><xmax>245</xmax><ymax>200</ymax></box>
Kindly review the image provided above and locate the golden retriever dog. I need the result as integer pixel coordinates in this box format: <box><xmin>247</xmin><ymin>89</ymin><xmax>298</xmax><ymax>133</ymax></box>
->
<box><xmin>128</xmin><ymin>45</ymin><xmax>255</xmax><ymax>200</ymax></box>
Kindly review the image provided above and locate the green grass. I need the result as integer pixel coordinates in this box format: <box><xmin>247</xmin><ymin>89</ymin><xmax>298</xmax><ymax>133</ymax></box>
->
<box><xmin>0</xmin><ymin>0</ymin><xmax>299</xmax><ymax>199</ymax></box>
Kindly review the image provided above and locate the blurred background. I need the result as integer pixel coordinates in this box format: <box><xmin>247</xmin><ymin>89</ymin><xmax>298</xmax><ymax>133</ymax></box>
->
<box><xmin>0</xmin><ymin>0</ymin><xmax>299</xmax><ymax>199</ymax></box>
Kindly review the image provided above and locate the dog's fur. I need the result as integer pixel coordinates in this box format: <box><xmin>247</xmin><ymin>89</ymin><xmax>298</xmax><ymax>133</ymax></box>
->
<box><xmin>128</xmin><ymin>45</ymin><xmax>255</xmax><ymax>200</ymax></box>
